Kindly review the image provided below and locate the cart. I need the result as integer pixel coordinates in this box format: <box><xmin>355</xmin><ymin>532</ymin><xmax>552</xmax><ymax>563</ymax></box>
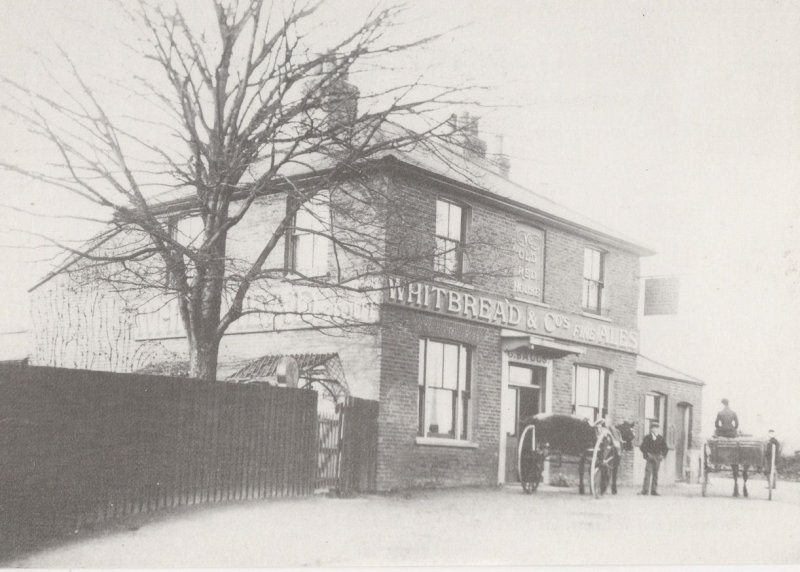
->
<box><xmin>702</xmin><ymin>437</ymin><xmax>778</xmax><ymax>500</ymax></box>
<box><xmin>517</xmin><ymin>420</ymin><xmax>621</xmax><ymax>498</ymax></box>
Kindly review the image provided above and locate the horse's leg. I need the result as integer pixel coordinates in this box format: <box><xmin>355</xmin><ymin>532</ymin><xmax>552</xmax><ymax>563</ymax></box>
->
<box><xmin>742</xmin><ymin>466</ymin><xmax>749</xmax><ymax>498</ymax></box>
<box><xmin>611</xmin><ymin>456</ymin><xmax>619</xmax><ymax>495</ymax></box>
<box><xmin>732</xmin><ymin>464</ymin><xmax>739</xmax><ymax>497</ymax></box>
<box><xmin>578</xmin><ymin>453</ymin><xmax>586</xmax><ymax>495</ymax></box>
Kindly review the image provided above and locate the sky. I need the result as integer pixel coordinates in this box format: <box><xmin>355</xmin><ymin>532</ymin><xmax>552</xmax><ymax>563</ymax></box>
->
<box><xmin>1</xmin><ymin>0</ymin><xmax>799</xmax><ymax>447</ymax></box>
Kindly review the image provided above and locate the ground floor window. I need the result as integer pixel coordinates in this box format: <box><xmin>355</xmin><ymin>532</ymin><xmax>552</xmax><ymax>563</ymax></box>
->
<box><xmin>418</xmin><ymin>338</ymin><xmax>471</xmax><ymax>439</ymax></box>
<box><xmin>644</xmin><ymin>392</ymin><xmax>667</xmax><ymax>436</ymax></box>
<box><xmin>573</xmin><ymin>365</ymin><xmax>608</xmax><ymax>423</ymax></box>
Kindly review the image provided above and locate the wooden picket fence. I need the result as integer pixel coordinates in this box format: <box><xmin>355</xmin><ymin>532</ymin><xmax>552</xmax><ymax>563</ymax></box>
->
<box><xmin>0</xmin><ymin>365</ymin><xmax>318</xmax><ymax>555</ymax></box>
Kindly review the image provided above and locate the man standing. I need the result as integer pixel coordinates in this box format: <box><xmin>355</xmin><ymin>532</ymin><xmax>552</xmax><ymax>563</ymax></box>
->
<box><xmin>765</xmin><ymin>429</ymin><xmax>780</xmax><ymax>489</ymax></box>
<box><xmin>714</xmin><ymin>398</ymin><xmax>739</xmax><ymax>438</ymax></box>
<box><xmin>639</xmin><ymin>422</ymin><xmax>668</xmax><ymax>496</ymax></box>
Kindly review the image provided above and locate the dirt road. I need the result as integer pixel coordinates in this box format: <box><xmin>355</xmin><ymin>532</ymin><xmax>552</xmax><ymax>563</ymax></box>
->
<box><xmin>8</xmin><ymin>477</ymin><xmax>800</xmax><ymax>567</ymax></box>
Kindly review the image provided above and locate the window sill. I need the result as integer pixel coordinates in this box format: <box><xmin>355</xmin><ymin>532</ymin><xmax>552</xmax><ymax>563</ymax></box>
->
<box><xmin>284</xmin><ymin>270</ymin><xmax>332</xmax><ymax>281</ymax></box>
<box><xmin>415</xmin><ymin>437</ymin><xmax>478</xmax><ymax>449</ymax></box>
<box><xmin>581</xmin><ymin>311</ymin><xmax>612</xmax><ymax>323</ymax></box>
<box><xmin>516</xmin><ymin>298</ymin><xmax>550</xmax><ymax>308</ymax></box>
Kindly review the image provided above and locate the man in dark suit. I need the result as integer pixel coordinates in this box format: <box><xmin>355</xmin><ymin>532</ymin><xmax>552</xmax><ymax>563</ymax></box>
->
<box><xmin>714</xmin><ymin>398</ymin><xmax>739</xmax><ymax>438</ymax></box>
<box><xmin>639</xmin><ymin>422</ymin><xmax>668</xmax><ymax>496</ymax></box>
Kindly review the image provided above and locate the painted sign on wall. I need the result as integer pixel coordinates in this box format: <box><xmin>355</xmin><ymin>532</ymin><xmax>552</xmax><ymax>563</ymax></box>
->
<box><xmin>386</xmin><ymin>278</ymin><xmax>639</xmax><ymax>353</ymax></box>
<box><xmin>513</xmin><ymin>224</ymin><xmax>545</xmax><ymax>302</ymax></box>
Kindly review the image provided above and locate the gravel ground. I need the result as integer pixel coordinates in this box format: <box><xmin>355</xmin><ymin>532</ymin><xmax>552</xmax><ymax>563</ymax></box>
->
<box><xmin>7</xmin><ymin>476</ymin><xmax>800</xmax><ymax>567</ymax></box>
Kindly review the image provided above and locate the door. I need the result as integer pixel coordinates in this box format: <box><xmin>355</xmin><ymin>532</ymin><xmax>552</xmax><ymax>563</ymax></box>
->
<box><xmin>504</xmin><ymin>385</ymin><xmax>540</xmax><ymax>483</ymax></box>
<box><xmin>675</xmin><ymin>403</ymin><xmax>692</xmax><ymax>481</ymax></box>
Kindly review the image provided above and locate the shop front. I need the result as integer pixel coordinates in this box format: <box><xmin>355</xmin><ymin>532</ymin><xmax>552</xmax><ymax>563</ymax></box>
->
<box><xmin>381</xmin><ymin>278</ymin><xmax>643</xmax><ymax>489</ymax></box>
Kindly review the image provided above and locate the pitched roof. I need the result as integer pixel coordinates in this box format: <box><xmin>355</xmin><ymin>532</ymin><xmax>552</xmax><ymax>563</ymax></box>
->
<box><xmin>386</xmin><ymin>136</ymin><xmax>654</xmax><ymax>255</ymax></box>
<box><xmin>637</xmin><ymin>354</ymin><xmax>704</xmax><ymax>385</ymax></box>
<box><xmin>30</xmin><ymin>120</ymin><xmax>654</xmax><ymax>291</ymax></box>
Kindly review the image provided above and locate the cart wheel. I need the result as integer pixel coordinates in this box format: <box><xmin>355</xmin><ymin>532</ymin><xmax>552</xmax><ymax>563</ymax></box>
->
<box><xmin>517</xmin><ymin>425</ymin><xmax>538</xmax><ymax>495</ymax></box>
<box><xmin>768</xmin><ymin>443</ymin><xmax>777</xmax><ymax>501</ymax></box>
<box><xmin>701</xmin><ymin>443</ymin><xmax>709</xmax><ymax>497</ymax></box>
<box><xmin>590</xmin><ymin>431</ymin><xmax>613</xmax><ymax>499</ymax></box>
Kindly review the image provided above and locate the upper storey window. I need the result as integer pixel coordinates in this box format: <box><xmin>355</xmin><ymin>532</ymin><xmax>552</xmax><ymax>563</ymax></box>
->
<box><xmin>582</xmin><ymin>247</ymin><xmax>604</xmax><ymax>314</ymax></box>
<box><xmin>290</xmin><ymin>192</ymin><xmax>330</xmax><ymax>276</ymax></box>
<box><xmin>573</xmin><ymin>365</ymin><xmax>608</xmax><ymax>423</ymax></box>
<box><xmin>434</xmin><ymin>199</ymin><xmax>465</xmax><ymax>278</ymax></box>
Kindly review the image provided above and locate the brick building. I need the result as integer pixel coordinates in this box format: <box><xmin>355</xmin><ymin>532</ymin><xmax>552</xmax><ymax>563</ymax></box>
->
<box><xmin>29</xmin><ymin>116</ymin><xmax>703</xmax><ymax>490</ymax></box>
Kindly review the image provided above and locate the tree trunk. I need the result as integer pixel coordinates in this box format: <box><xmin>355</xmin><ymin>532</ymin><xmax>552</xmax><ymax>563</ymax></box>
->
<box><xmin>188</xmin><ymin>335</ymin><xmax>221</xmax><ymax>381</ymax></box>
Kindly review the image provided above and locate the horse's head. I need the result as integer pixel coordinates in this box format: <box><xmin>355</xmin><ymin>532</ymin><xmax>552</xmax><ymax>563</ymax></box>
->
<box><xmin>615</xmin><ymin>421</ymin><xmax>636</xmax><ymax>451</ymax></box>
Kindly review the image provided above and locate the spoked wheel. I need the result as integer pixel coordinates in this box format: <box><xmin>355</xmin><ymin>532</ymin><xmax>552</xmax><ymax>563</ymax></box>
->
<box><xmin>702</xmin><ymin>443</ymin><xmax>710</xmax><ymax>497</ymax></box>
<box><xmin>517</xmin><ymin>425</ymin><xmax>540</xmax><ymax>494</ymax></box>
<box><xmin>589</xmin><ymin>431</ymin><xmax>615</xmax><ymax>499</ymax></box>
<box><xmin>768</xmin><ymin>443</ymin><xmax>777</xmax><ymax>501</ymax></box>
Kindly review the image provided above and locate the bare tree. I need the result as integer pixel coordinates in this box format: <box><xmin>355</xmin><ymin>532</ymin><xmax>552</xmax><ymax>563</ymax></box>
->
<box><xmin>2</xmin><ymin>0</ymin><xmax>500</xmax><ymax>380</ymax></box>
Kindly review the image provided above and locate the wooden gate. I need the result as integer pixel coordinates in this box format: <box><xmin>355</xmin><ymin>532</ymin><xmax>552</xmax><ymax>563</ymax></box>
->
<box><xmin>316</xmin><ymin>396</ymin><xmax>378</xmax><ymax>494</ymax></box>
<box><xmin>317</xmin><ymin>412</ymin><xmax>342</xmax><ymax>490</ymax></box>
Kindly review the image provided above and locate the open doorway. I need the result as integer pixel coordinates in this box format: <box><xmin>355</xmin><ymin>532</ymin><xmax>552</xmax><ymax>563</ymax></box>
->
<box><xmin>503</xmin><ymin>364</ymin><xmax>546</xmax><ymax>483</ymax></box>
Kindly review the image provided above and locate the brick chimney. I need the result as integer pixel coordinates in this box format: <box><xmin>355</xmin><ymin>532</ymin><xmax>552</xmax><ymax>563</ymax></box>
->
<box><xmin>315</xmin><ymin>58</ymin><xmax>359</xmax><ymax>132</ymax></box>
<box><xmin>459</xmin><ymin>112</ymin><xmax>487</xmax><ymax>159</ymax></box>
<box><xmin>494</xmin><ymin>135</ymin><xmax>511</xmax><ymax>179</ymax></box>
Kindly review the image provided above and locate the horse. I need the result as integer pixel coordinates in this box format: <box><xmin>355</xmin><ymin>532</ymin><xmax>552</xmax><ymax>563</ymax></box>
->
<box><xmin>518</xmin><ymin>413</ymin><xmax>636</xmax><ymax>495</ymax></box>
<box><xmin>732</xmin><ymin>463</ymin><xmax>749</xmax><ymax>498</ymax></box>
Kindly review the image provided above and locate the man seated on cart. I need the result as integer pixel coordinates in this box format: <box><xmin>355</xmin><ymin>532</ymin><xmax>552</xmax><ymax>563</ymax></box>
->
<box><xmin>714</xmin><ymin>398</ymin><xmax>739</xmax><ymax>438</ymax></box>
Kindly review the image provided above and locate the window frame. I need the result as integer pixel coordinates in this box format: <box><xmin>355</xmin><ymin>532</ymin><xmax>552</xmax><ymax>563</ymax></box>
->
<box><xmin>582</xmin><ymin>247</ymin><xmax>605</xmax><ymax>314</ymax></box>
<box><xmin>166</xmin><ymin>212</ymin><xmax>204</xmax><ymax>286</ymax></box>
<box><xmin>433</xmin><ymin>198</ymin><xmax>467</xmax><ymax>279</ymax></box>
<box><xmin>417</xmin><ymin>338</ymin><xmax>472</xmax><ymax>441</ymax></box>
<box><xmin>287</xmin><ymin>191</ymin><xmax>331</xmax><ymax>277</ymax></box>
<box><xmin>572</xmin><ymin>365</ymin><xmax>609</xmax><ymax>423</ymax></box>
<box><xmin>644</xmin><ymin>391</ymin><xmax>668</xmax><ymax>437</ymax></box>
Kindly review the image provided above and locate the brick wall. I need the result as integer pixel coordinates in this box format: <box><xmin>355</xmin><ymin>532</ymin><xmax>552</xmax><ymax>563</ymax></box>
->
<box><xmin>387</xmin><ymin>170</ymin><xmax>641</xmax><ymax>328</ymax></box>
<box><xmin>632</xmin><ymin>374</ymin><xmax>704</xmax><ymax>487</ymax></box>
<box><xmin>542</xmin><ymin>226</ymin><xmax>640</xmax><ymax>329</ymax></box>
<box><xmin>30</xmin><ymin>274</ymin><xmax>141</xmax><ymax>372</ymax></box>
<box><xmin>380</xmin><ymin>170</ymin><xmax>645</xmax><ymax>488</ymax></box>
<box><xmin>377</xmin><ymin>306</ymin><xmax>501</xmax><ymax>489</ymax></box>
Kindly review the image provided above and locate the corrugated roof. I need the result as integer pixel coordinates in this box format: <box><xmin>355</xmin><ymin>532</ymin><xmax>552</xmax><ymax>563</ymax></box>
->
<box><xmin>637</xmin><ymin>354</ymin><xmax>704</xmax><ymax>385</ymax></box>
<box><xmin>228</xmin><ymin>352</ymin><xmax>346</xmax><ymax>384</ymax></box>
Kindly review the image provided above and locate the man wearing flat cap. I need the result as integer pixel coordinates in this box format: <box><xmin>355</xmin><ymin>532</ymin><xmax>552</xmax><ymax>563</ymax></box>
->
<box><xmin>639</xmin><ymin>422</ymin><xmax>668</xmax><ymax>496</ymax></box>
<box><xmin>714</xmin><ymin>398</ymin><xmax>739</xmax><ymax>438</ymax></box>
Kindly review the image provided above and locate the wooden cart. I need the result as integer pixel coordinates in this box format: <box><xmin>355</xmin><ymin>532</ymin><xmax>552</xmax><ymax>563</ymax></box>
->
<box><xmin>702</xmin><ymin>437</ymin><xmax>778</xmax><ymax>500</ymax></box>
